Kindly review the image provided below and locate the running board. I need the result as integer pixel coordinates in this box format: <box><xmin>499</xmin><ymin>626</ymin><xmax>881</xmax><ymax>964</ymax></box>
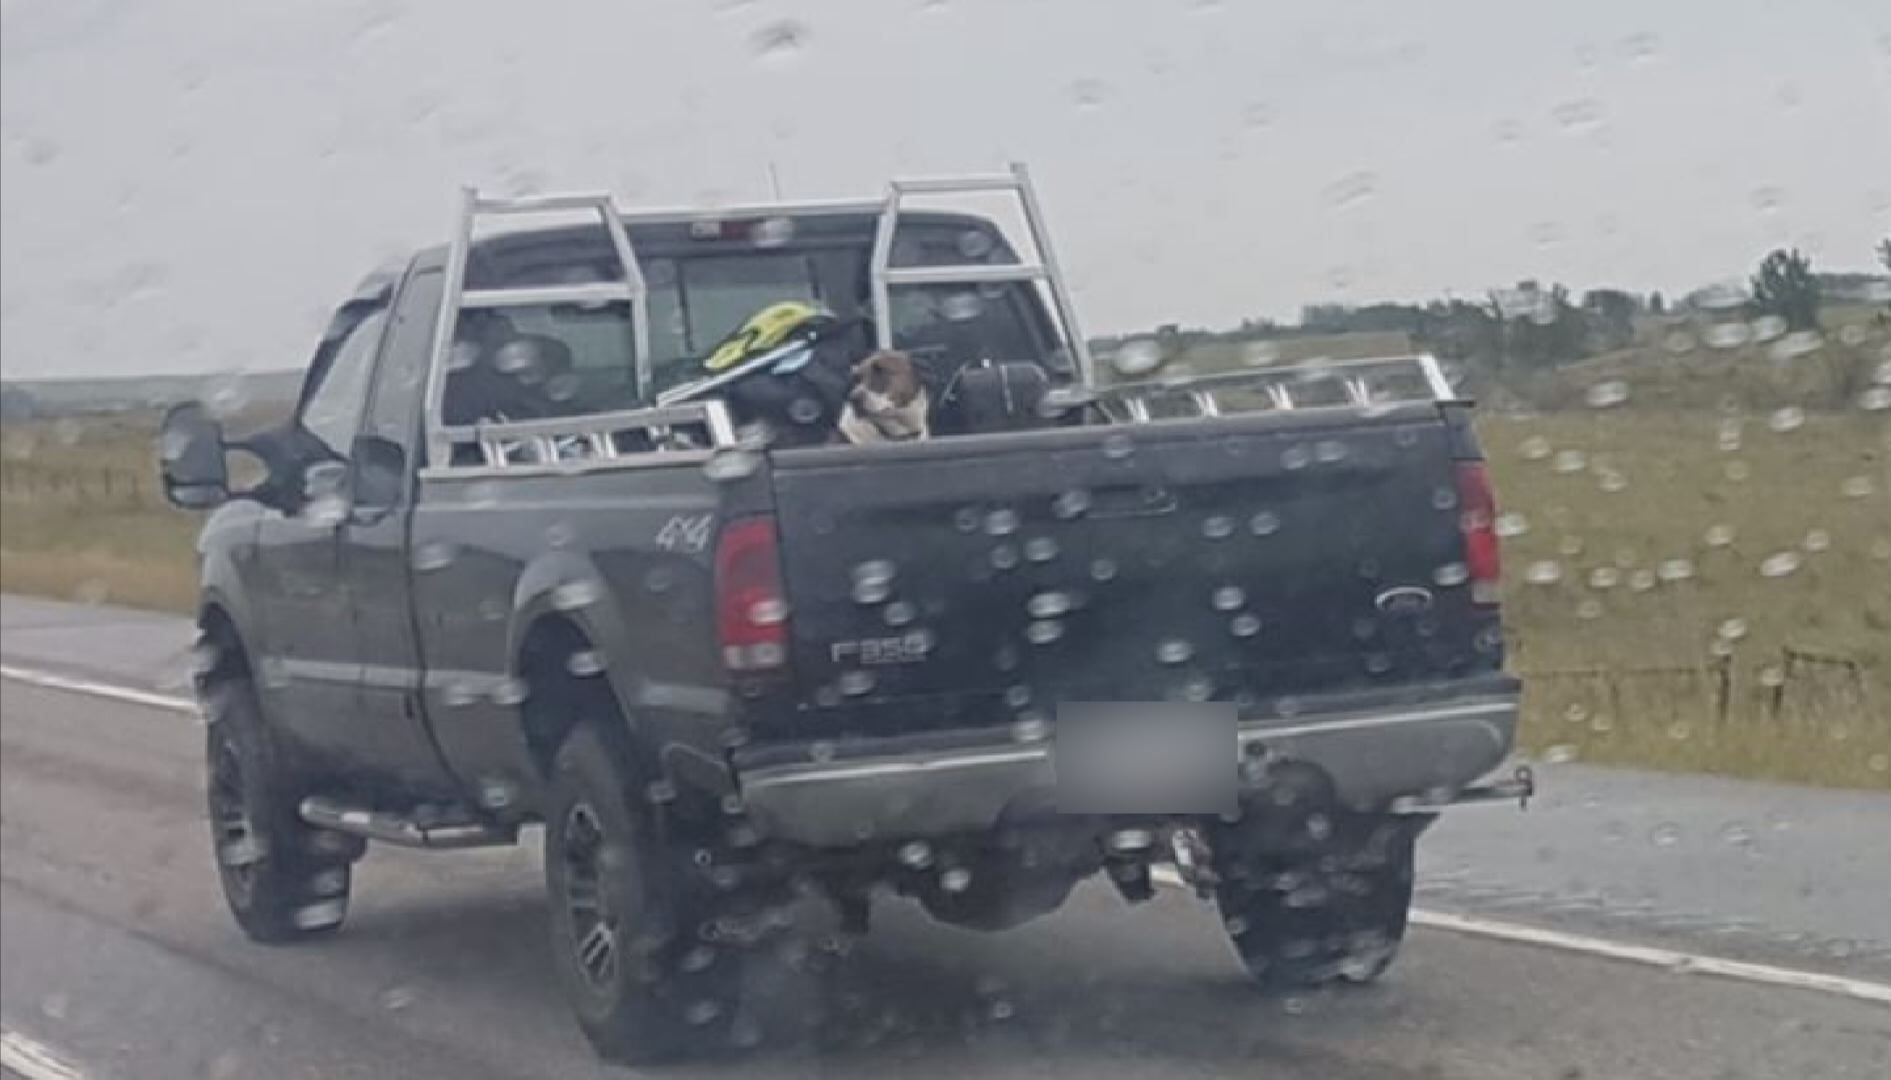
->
<box><xmin>298</xmin><ymin>796</ymin><xmax>517</xmax><ymax>849</ymax></box>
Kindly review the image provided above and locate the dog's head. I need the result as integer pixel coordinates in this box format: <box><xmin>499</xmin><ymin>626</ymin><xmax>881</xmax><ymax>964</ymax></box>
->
<box><xmin>848</xmin><ymin>350</ymin><xmax>925</xmax><ymax>419</ymax></box>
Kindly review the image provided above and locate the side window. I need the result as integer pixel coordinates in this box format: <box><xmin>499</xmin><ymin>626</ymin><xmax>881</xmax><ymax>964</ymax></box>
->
<box><xmin>300</xmin><ymin>310</ymin><xmax>389</xmax><ymax>456</ymax></box>
<box><xmin>362</xmin><ymin>269</ymin><xmax>444</xmax><ymax>450</ymax></box>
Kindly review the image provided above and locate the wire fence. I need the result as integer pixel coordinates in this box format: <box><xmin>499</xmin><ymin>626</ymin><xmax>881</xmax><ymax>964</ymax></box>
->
<box><xmin>0</xmin><ymin>460</ymin><xmax>164</xmax><ymax>508</ymax></box>
<box><xmin>1519</xmin><ymin>648</ymin><xmax>1879</xmax><ymax>729</ymax></box>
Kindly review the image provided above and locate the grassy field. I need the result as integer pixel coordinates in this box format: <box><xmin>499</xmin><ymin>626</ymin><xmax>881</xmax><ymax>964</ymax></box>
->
<box><xmin>3</xmin><ymin>349</ymin><xmax>1887</xmax><ymax>789</ymax></box>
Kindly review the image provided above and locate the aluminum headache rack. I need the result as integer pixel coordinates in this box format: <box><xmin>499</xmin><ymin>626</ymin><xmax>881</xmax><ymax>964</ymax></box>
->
<box><xmin>1089</xmin><ymin>354</ymin><xmax>1461</xmax><ymax>424</ymax></box>
<box><xmin>423</xmin><ymin>163</ymin><xmax>1094</xmax><ymax>468</ymax></box>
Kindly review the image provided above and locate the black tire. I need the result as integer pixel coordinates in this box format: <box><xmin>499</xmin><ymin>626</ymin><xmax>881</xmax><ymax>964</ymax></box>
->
<box><xmin>544</xmin><ymin>722</ymin><xmax>758</xmax><ymax>1064</ymax></box>
<box><xmin>204</xmin><ymin>676</ymin><xmax>357</xmax><ymax>943</ymax></box>
<box><xmin>1213</xmin><ymin>820</ymin><xmax>1415</xmax><ymax>991</ymax></box>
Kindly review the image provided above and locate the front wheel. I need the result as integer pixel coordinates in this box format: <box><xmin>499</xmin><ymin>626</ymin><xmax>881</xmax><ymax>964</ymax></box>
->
<box><xmin>1213</xmin><ymin>819</ymin><xmax>1416</xmax><ymax>990</ymax></box>
<box><xmin>204</xmin><ymin>677</ymin><xmax>358</xmax><ymax>943</ymax></box>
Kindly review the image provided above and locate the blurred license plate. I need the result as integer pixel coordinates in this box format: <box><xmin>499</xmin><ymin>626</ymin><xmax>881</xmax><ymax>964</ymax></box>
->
<box><xmin>1053</xmin><ymin>703</ymin><xmax>1236</xmax><ymax>815</ymax></box>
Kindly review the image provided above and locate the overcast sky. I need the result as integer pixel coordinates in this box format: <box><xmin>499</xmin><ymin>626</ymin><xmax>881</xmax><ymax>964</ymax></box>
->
<box><xmin>2</xmin><ymin>0</ymin><xmax>1888</xmax><ymax>380</ymax></box>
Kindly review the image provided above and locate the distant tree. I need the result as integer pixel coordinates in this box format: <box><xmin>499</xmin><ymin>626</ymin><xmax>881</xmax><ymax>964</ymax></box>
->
<box><xmin>1750</xmin><ymin>247</ymin><xmax>1821</xmax><ymax>331</ymax></box>
<box><xmin>1581</xmin><ymin>288</ymin><xmax>1640</xmax><ymax>351</ymax></box>
<box><xmin>1648</xmin><ymin>291</ymin><xmax>1666</xmax><ymax>315</ymax></box>
<box><xmin>1879</xmin><ymin>236</ymin><xmax>1891</xmax><ymax>273</ymax></box>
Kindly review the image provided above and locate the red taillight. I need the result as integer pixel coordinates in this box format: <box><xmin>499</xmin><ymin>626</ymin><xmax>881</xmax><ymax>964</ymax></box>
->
<box><xmin>715</xmin><ymin>516</ymin><xmax>789</xmax><ymax>671</ymax></box>
<box><xmin>1455</xmin><ymin>461</ymin><xmax>1502</xmax><ymax>605</ymax></box>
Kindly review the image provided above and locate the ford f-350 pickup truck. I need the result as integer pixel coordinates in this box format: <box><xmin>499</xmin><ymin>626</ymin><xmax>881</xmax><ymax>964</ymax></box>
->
<box><xmin>159</xmin><ymin>164</ymin><xmax>1529</xmax><ymax>1063</ymax></box>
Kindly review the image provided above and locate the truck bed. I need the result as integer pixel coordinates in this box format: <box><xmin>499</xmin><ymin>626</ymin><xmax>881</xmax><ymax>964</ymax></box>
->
<box><xmin>756</xmin><ymin>402</ymin><xmax>1502</xmax><ymax>742</ymax></box>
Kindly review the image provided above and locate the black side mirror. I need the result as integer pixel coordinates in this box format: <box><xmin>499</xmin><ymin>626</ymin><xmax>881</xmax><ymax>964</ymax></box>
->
<box><xmin>157</xmin><ymin>401</ymin><xmax>229</xmax><ymax>509</ymax></box>
<box><xmin>350</xmin><ymin>434</ymin><xmax>407</xmax><ymax>520</ymax></box>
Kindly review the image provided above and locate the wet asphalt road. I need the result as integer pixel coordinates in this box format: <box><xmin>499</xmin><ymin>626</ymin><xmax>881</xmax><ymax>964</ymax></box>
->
<box><xmin>2</xmin><ymin>596</ymin><xmax>1887</xmax><ymax>1079</ymax></box>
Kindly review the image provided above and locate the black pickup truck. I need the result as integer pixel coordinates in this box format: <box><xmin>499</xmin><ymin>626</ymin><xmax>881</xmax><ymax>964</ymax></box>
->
<box><xmin>160</xmin><ymin>166</ymin><xmax>1527</xmax><ymax>1063</ymax></box>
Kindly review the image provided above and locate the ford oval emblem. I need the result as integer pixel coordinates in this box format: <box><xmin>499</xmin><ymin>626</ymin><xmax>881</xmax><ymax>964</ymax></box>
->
<box><xmin>1375</xmin><ymin>586</ymin><xmax>1435</xmax><ymax>614</ymax></box>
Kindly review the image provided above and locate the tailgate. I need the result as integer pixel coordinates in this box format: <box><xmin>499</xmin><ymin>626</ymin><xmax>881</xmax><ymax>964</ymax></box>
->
<box><xmin>767</xmin><ymin>407</ymin><xmax>1494</xmax><ymax>732</ymax></box>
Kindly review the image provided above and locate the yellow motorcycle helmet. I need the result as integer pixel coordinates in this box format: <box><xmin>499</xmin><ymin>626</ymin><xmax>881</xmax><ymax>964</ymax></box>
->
<box><xmin>703</xmin><ymin>300</ymin><xmax>838</xmax><ymax>374</ymax></box>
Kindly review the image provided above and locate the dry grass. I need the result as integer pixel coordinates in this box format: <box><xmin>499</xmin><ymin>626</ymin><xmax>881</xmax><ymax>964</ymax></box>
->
<box><xmin>1481</xmin><ymin>411</ymin><xmax>1890</xmax><ymax>788</ymax></box>
<box><xmin>3</xmin><ymin>375</ymin><xmax>1887</xmax><ymax>788</ymax></box>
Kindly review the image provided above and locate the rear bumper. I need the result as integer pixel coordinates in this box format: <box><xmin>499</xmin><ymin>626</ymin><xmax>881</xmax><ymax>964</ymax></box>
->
<box><xmin>734</xmin><ymin>675</ymin><xmax>1521</xmax><ymax>846</ymax></box>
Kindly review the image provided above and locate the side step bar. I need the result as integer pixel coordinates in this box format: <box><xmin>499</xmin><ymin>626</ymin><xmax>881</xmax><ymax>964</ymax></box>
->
<box><xmin>298</xmin><ymin>796</ymin><xmax>517</xmax><ymax>850</ymax></box>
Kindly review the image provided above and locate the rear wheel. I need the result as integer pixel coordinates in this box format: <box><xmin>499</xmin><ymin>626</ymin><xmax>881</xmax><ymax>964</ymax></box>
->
<box><xmin>544</xmin><ymin>723</ymin><xmax>766</xmax><ymax>1063</ymax></box>
<box><xmin>204</xmin><ymin>676</ymin><xmax>358</xmax><ymax>942</ymax></box>
<box><xmin>1213</xmin><ymin>819</ymin><xmax>1415</xmax><ymax>990</ymax></box>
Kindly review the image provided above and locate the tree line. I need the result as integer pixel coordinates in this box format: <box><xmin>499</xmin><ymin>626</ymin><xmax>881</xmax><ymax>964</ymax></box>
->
<box><xmin>1099</xmin><ymin>242</ymin><xmax>1889</xmax><ymax>376</ymax></box>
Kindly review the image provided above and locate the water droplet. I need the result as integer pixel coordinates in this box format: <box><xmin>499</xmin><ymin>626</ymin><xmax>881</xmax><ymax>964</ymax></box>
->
<box><xmin>1229</xmin><ymin>613</ymin><xmax>1262</xmax><ymax>638</ymax></box>
<box><xmin>1552</xmin><ymin>449</ymin><xmax>1588</xmax><ymax>474</ymax></box>
<box><xmin>1324</xmin><ymin>171</ymin><xmax>1378</xmax><ymax>208</ymax></box>
<box><xmin>1051</xmin><ymin>489</ymin><xmax>1092</xmax><ymax>519</ymax></box>
<box><xmin>412</xmin><ymin>541</ymin><xmax>458</xmax><ymax>573</ymax></box>
<box><xmin>1663</xmin><ymin>329</ymin><xmax>1696</xmax><ymax>354</ymax></box>
<box><xmin>1857</xmin><ymin>386</ymin><xmax>1891</xmax><ymax>412</ymax></box>
<box><xmin>1657</xmin><ymin>558</ymin><xmax>1696</xmax><ymax>582</ymax></box>
<box><xmin>1585</xmin><ymin>381</ymin><xmax>1630</xmax><ymax>409</ymax></box>
<box><xmin>1838</xmin><ymin>324</ymin><xmax>1869</xmax><ymax>346</ymax></box>
<box><xmin>751</xmin><ymin>216</ymin><xmax>795</xmax><ymax>248</ymax></box>
<box><xmin>1769</xmin><ymin>330</ymin><xmax>1822</xmax><ymax>361</ymax></box>
<box><xmin>1551</xmin><ymin>98</ymin><xmax>1604</xmax><ymax>132</ymax></box>
<box><xmin>1525</xmin><ymin>561</ymin><xmax>1564</xmax><ymax>585</ymax></box>
<box><xmin>1518</xmin><ymin>436</ymin><xmax>1552</xmax><ymax>461</ymax></box>
<box><xmin>378</xmin><ymin>986</ymin><xmax>416</xmax><ymax>1011</ymax></box>
<box><xmin>1434</xmin><ymin>562</ymin><xmax>1471</xmax><ymax>587</ymax></box>
<box><xmin>491</xmin><ymin>677</ymin><xmax>528</xmax><ymax>706</ymax></box>
<box><xmin>1201</xmin><ymin>515</ymin><xmax>1235</xmax><ymax>540</ymax></box>
<box><xmin>1249</xmin><ymin>510</ymin><xmax>1281</xmax><ymax>536</ymax></box>
<box><xmin>1750</xmin><ymin>315</ymin><xmax>1787</xmax><ymax>342</ymax></box>
<box><xmin>1588</xmin><ymin>567</ymin><xmax>1621</xmax><ymax>590</ymax></box>
<box><xmin>1241</xmin><ymin>341</ymin><xmax>1280</xmax><ymax>367</ymax></box>
<box><xmin>1110</xmin><ymin>339</ymin><xmax>1164</xmax><ymax>377</ymax></box>
<box><xmin>1703</xmin><ymin>322</ymin><xmax>1751</xmax><ymax>349</ymax></box>
<box><xmin>1089</xmin><ymin>557</ymin><xmax>1119</xmax><ymax>582</ymax></box>
<box><xmin>1543</xmin><ymin>744</ymin><xmax>1579</xmax><ymax>764</ymax></box>
<box><xmin>1597</xmin><ymin>470</ymin><xmax>1629</xmax><ymax>494</ymax></box>
<box><xmin>1068</xmin><ymin>78</ymin><xmax>1109</xmax><ymax>110</ymax></box>
<box><xmin>1723</xmin><ymin>460</ymin><xmax>1750</xmax><ymax>483</ymax></box>
<box><xmin>1495</xmin><ymin>512</ymin><xmax>1530</xmax><ymax>538</ymax></box>
<box><xmin>1212</xmin><ymin>585</ymin><xmax>1247</xmax><ymax>611</ymax></box>
<box><xmin>1759</xmin><ymin>666</ymin><xmax>1786</xmax><ymax>688</ymax></box>
<box><xmin>1759</xmin><ymin>551</ymin><xmax>1802</xmax><ymax>578</ymax></box>
<box><xmin>837</xmin><ymin>669</ymin><xmax>876</xmax><ymax>697</ymax></box>
<box><xmin>1101</xmin><ymin>432</ymin><xmax>1136</xmax><ymax>459</ymax></box>
<box><xmin>1649</xmin><ymin>823</ymin><xmax>1682</xmax><ymax>847</ymax></box>
<box><xmin>542</xmin><ymin>580</ymin><xmax>604</xmax><ymax>618</ymax></box>
<box><xmin>1027</xmin><ymin>591</ymin><xmax>1073</xmax><ymax>619</ymax></box>
<box><xmin>751</xmin><ymin>19</ymin><xmax>810</xmax><ymax>63</ymax></box>
<box><xmin>703</xmin><ymin>449</ymin><xmax>761</xmax><ymax>482</ymax></box>
<box><xmin>1024</xmin><ymin>536</ymin><xmax>1060</xmax><ymax>562</ymax></box>
<box><xmin>1704</xmin><ymin>524</ymin><xmax>1736</xmax><ymax>548</ymax></box>
<box><xmin>1155</xmin><ymin>639</ymin><xmax>1194</xmax><ymax>665</ymax></box>
<box><xmin>882</xmin><ymin>600</ymin><xmax>918</xmax><ymax>627</ymax></box>
<box><xmin>940</xmin><ymin>867</ymin><xmax>973</xmax><ymax>893</ymax></box>
<box><xmin>1802</xmin><ymin>529</ymin><xmax>1830</xmax><ymax>553</ymax></box>
<box><xmin>1717</xmin><ymin>618</ymin><xmax>1748</xmax><ymax>641</ymax></box>
<box><xmin>1840</xmin><ymin>475</ymin><xmax>1876</xmax><ymax>498</ymax></box>
<box><xmin>1026</xmin><ymin>619</ymin><xmax>1064</xmax><ymax>646</ymax></box>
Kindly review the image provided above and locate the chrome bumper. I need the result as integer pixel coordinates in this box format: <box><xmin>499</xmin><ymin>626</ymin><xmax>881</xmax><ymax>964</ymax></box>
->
<box><xmin>735</xmin><ymin>680</ymin><xmax>1521</xmax><ymax>847</ymax></box>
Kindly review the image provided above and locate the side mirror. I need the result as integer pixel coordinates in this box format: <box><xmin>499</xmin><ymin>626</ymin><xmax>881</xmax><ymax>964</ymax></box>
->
<box><xmin>157</xmin><ymin>401</ymin><xmax>229</xmax><ymax>509</ymax></box>
<box><xmin>350</xmin><ymin>435</ymin><xmax>407</xmax><ymax>520</ymax></box>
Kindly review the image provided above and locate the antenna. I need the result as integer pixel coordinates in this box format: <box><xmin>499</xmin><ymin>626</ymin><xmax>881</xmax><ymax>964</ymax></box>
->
<box><xmin>766</xmin><ymin>161</ymin><xmax>783</xmax><ymax>200</ymax></box>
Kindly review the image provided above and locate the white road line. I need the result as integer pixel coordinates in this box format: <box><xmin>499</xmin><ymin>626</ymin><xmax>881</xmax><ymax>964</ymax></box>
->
<box><xmin>1</xmin><ymin>1028</ymin><xmax>87</xmax><ymax>1080</ymax></box>
<box><xmin>7</xmin><ymin>664</ymin><xmax>1891</xmax><ymax>1009</ymax></box>
<box><xmin>0</xmin><ymin>665</ymin><xmax>197</xmax><ymax>717</ymax></box>
<box><xmin>1153</xmin><ymin>865</ymin><xmax>1891</xmax><ymax>1006</ymax></box>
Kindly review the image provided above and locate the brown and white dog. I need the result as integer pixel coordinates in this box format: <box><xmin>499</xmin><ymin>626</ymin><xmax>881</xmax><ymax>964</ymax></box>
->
<box><xmin>838</xmin><ymin>350</ymin><xmax>930</xmax><ymax>444</ymax></box>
